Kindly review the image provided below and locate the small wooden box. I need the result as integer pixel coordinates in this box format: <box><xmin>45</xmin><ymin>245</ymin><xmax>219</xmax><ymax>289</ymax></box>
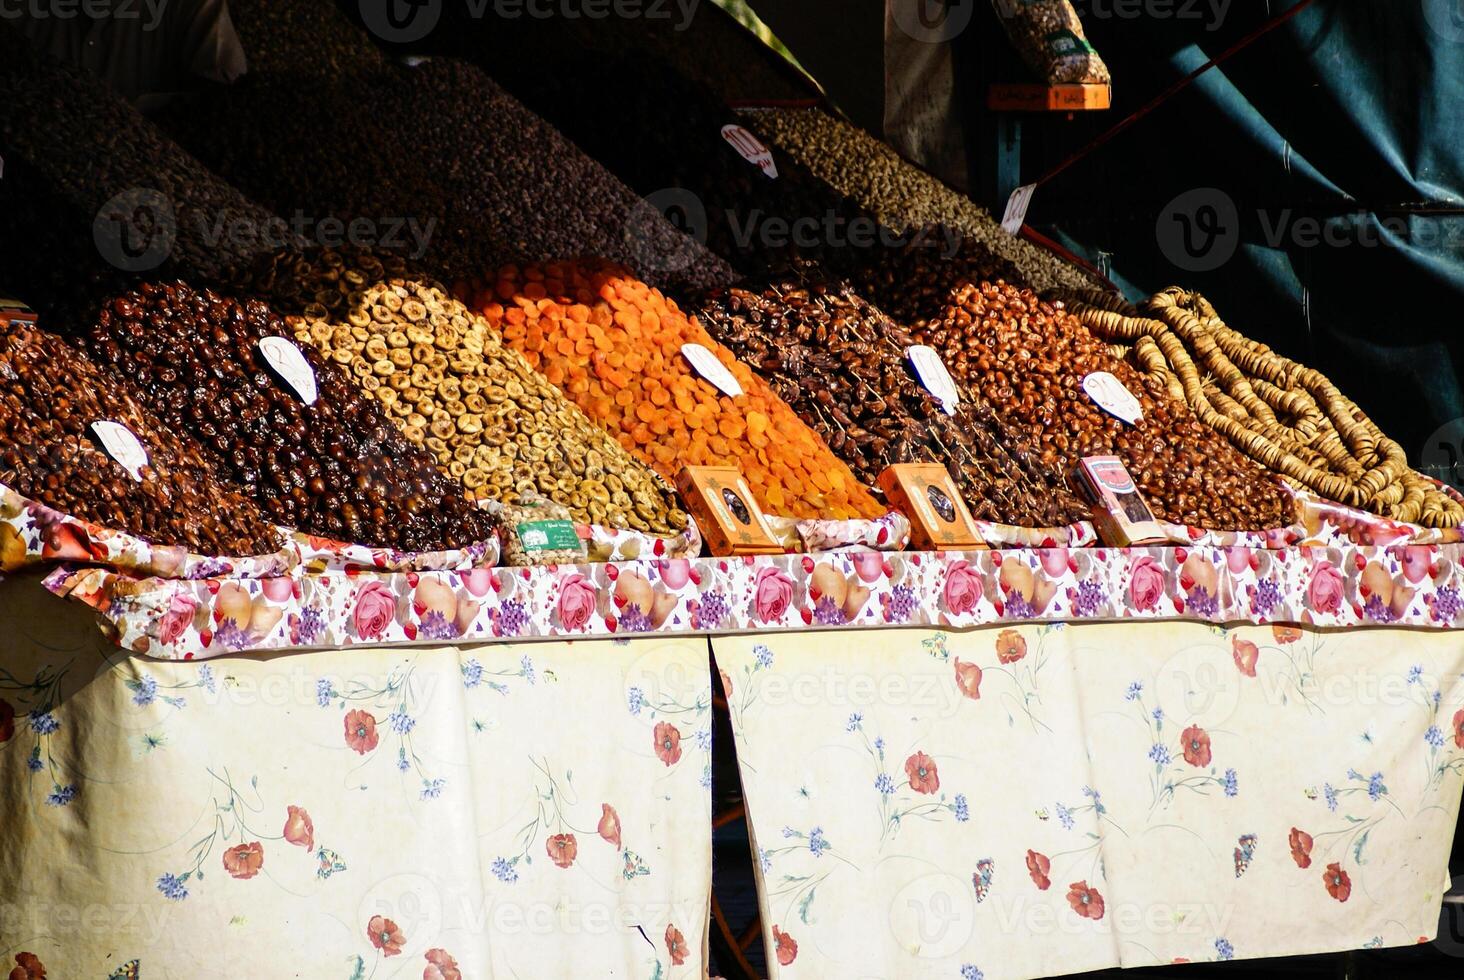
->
<box><xmin>1074</xmin><ymin>456</ymin><xmax>1168</xmax><ymax>546</ymax></box>
<box><xmin>675</xmin><ymin>466</ymin><xmax>783</xmax><ymax>557</ymax></box>
<box><xmin>878</xmin><ymin>464</ymin><xmax>985</xmax><ymax>551</ymax></box>
<box><xmin>0</xmin><ymin>297</ymin><xmax>38</xmax><ymax>328</ymax></box>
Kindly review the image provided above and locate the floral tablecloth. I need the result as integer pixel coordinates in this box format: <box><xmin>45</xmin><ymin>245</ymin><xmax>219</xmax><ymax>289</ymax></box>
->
<box><xmin>714</xmin><ymin>624</ymin><xmax>1464</xmax><ymax>979</ymax></box>
<box><xmin>0</xmin><ymin>573</ymin><xmax>713</xmax><ymax>979</ymax></box>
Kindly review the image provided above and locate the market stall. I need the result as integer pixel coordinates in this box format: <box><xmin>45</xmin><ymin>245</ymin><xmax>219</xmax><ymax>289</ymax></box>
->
<box><xmin>0</xmin><ymin>2</ymin><xmax>1460</xmax><ymax>977</ymax></box>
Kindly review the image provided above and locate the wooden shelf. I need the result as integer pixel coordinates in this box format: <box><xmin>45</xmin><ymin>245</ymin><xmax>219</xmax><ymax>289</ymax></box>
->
<box><xmin>987</xmin><ymin>82</ymin><xmax>1112</xmax><ymax>112</ymax></box>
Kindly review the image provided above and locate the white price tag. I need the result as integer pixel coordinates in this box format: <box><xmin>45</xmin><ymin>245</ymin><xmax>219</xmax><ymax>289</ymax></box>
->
<box><xmin>1083</xmin><ymin>372</ymin><xmax>1143</xmax><ymax>425</ymax></box>
<box><xmin>91</xmin><ymin>421</ymin><xmax>149</xmax><ymax>482</ymax></box>
<box><xmin>907</xmin><ymin>346</ymin><xmax>959</xmax><ymax>416</ymax></box>
<box><xmin>258</xmin><ymin>337</ymin><xmax>319</xmax><ymax>406</ymax></box>
<box><xmin>681</xmin><ymin>343</ymin><xmax>745</xmax><ymax>398</ymax></box>
<box><xmin>720</xmin><ymin>124</ymin><xmax>779</xmax><ymax>179</ymax></box>
<box><xmin>1001</xmin><ymin>183</ymin><xmax>1036</xmax><ymax>234</ymax></box>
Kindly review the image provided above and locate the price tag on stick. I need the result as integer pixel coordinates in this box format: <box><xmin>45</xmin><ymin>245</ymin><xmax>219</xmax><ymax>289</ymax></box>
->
<box><xmin>91</xmin><ymin>420</ymin><xmax>149</xmax><ymax>482</ymax></box>
<box><xmin>681</xmin><ymin>343</ymin><xmax>744</xmax><ymax>398</ymax></box>
<box><xmin>907</xmin><ymin>346</ymin><xmax>960</xmax><ymax>415</ymax></box>
<box><xmin>1001</xmin><ymin>183</ymin><xmax>1036</xmax><ymax>235</ymax></box>
<box><xmin>720</xmin><ymin>124</ymin><xmax>779</xmax><ymax>179</ymax></box>
<box><xmin>1083</xmin><ymin>372</ymin><xmax>1143</xmax><ymax>425</ymax></box>
<box><xmin>258</xmin><ymin>337</ymin><xmax>319</xmax><ymax>406</ymax></box>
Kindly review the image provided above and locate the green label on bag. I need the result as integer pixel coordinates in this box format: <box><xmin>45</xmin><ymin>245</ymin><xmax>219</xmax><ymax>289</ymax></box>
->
<box><xmin>516</xmin><ymin>520</ymin><xmax>582</xmax><ymax>553</ymax></box>
<box><xmin>1046</xmin><ymin>29</ymin><xmax>1095</xmax><ymax>57</ymax></box>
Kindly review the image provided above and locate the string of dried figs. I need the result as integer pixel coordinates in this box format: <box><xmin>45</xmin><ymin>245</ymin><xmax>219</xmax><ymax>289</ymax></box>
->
<box><xmin>467</xmin><ymin>260</ymin><xmax>886</xmax><ymax>521</ymax></box>
<box><xmin>914</xmin><ymin>280</ymin><xmax>1292</xmax><ymax>530</ymax></box>
<box><xmin>693</xmin><ymin>273</ymin><xmax>1089</xmax><ymax>528</ymax></box>
<box><xmin>290</xmin><ymin>278</ymin><xmax>689</xmax><ymax>537</ymax></box>
<box><xmin>1063</xmin><ymin>288</ymin><xmax>1464</xmax><ymax>528</ymax></box>
<box><xmin>88</xmin><ymin>282</ymin><xmax>497</xmax><ymax>553</ymax></box>
<box><xmin>0</xmin><ymin>321</ymin><xmax>280</xmax><ymax>556</ymax></box>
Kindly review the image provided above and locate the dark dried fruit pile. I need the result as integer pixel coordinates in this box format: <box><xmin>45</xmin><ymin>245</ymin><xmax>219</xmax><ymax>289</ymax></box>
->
<box><xmin>694</xmin><ymin>274</ymin><xmax>1087</xmax><ymax>527</ymax></box>
<box><xmin>88</xmin><ymin>282</ymin><xmax>496</xmax><ymax>552</ymax></box>
<box><xmin>916</xmin><ymin>280</ymin><xmax>1292</xmax><ymax>530</ymax></box>
<box><xmin>0</xmin><ymin>321</ymin><xmax>280</xmax><ymax>555</ymax></box>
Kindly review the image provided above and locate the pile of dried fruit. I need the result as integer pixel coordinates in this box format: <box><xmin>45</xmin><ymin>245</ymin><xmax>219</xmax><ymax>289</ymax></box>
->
<box><xmin>694</xmin><ymin>273</ymin><xmax>1088</xmax><ymax>527</ymax></box>
<box><xmin>742</xmin><ymin>107</ymin><xmax>1100</xmax><ymax>293</ymax></box>
<box><xmin>159</xmin><ymin>57</ymin><xmax>732</xmax><ymax>291</ymax></box>
<box><xmin>292</xmin><ymin>278</ymin><xmax>688</xmax><ymax>536</ymax></box>
<box><xmin>0</xmin><ymin>321</ymin><xmax>280</xmax><ymax>555</ymax></box>
<box><xmin>1066</xmin><ymin>288</ymin><xmax>1464</xmax><ymax>527</ymax></box>
<box><xmin>468</xmin><ymin>260</ymin><xmax>886</xmax><ymax>521</ymax></box>
<box><xmin>915</xmin><ymin>280</ymin><xmax>1291</xmax><ymax>530</ymax></box>
<box><xmin>89</xmin><ymin>282</ymin><xmax>496</xmax><ymax>552</ymax></box>
<box><xmin>224</xmin><ymin>247</ymin><xmax>414</xmax><ymax>319</ymax></box>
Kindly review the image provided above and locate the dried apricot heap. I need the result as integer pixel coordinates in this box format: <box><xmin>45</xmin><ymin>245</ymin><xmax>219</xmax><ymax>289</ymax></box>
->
<box><xmin>469</xmin><ymin>260</ymin><xmax>885</xmax><ymax>521</ymax></box>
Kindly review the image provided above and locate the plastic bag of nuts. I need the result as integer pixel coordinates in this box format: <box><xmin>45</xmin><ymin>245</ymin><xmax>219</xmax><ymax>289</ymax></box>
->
<box><xmin>914</xmin><ymin>279</ymin><xmax>1292</xmax><ymax>531</ymax></box>
<box><xmin>0</xmin><ymin>320</ymin><xmax>282</xmax><ymax>558</ymax></box>
<box><xmin>468</xmin><ymin>259</ymin><xmax>888</xmax><ymax>521</ymax></box>
<box><xmin>693</xmin><ymin>272</ymin><xmax>1089</xmax><ymax>528</ymax></box>
<box><xmin>289</xmin><ymin>278</ymin><xmax>691</xmax><ymax>541</ymax></box>
<box><xmin>88</xmin><ymin>281</ymin><xmax>499</xmax><ymax>554</ymax></box>
<box><xmin>483</xmin><ymin>495</ymin><xmax>590</xmax><ymax>567</ymax></box>
<box><xmin>987</xmin><ymin>0</ymin><xmax>1111</xmax><ymax>85</ymax></box>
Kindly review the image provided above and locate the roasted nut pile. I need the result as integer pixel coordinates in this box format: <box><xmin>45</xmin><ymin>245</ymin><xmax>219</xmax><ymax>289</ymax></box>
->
<box><xmin>0</xmin><ymin>321</ymin><xmax>280</xmax><ymax>555</ymax></box>
<box><xmin>292</xmin><ymin>279</ymin><xmax>689</xmax><ymax>536</ymax></box>
<box><xmin>916</xmin><ymin>280</ymin><xmax>1291</xmax><ymax>530</ymax></box>
<box><xmin>222</xmin><ymin>0</ymin><xmax>388</xmax><ymax>82</ymax></box>
<box><xmin>88</xmin><ymin>282</ymin><xmax>497</xmax><ymax>552</ymax></box>
<box><xmin>158</xmin><ymin>56</ymin><xmax>733</xmax><ymax>292</ymax></box>
<box><xmin>694</xmin><ymin>274</ymin><xmax>1088</xmax><ymax>527</ymax></box>
<box><xmin>0</xmin><ymin>26</ymin><xmax>291</xmax><ymax>290</ymax></box>
<box><xmin>741</xmin><ymin>108</ymin><xmax>1101</xmax><ymax>294</ymax></box>
<box><xmin>469</xmin><ymin>260</ymin><xmax>886</xmax><ymax>521</ymax></box>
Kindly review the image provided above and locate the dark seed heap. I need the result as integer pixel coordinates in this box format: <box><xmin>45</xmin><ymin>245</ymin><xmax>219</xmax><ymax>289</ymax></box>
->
<box><xmin>223</xmin><ymin>0</ymin><xmax>389</xmax><ymax>83</ymax></box>
<box><xmin>694</xmin><ymin>275</ymin><xmax>1088</xmax><ymax>527</ymax></box>
<box><xmin>916</xmin><ymin>280</ymin><xmax>1292</xmax><ymax>530</ymax></box>
<box><xmin>158</xmin><ymin>56</ymin><xmax>733</xmax><ymax>292</ymax></box>
<box><xmin>0</xmin><ymin>321</ymin><xmax>280</xmax><ymax>555</ymax></box>
<box><xmin>88</xmin><ymin>282</ymin><xmax>496</xmax><ymax>552</ymax></box>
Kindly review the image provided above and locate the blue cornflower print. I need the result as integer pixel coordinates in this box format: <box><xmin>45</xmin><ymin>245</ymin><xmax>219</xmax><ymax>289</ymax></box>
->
<box><xmin>461</xmin><ymin>659</ymin><xmax>484</xmax><ymax>688</ymax></box>
<box><xmin>1149</xmin><ymin>744</ymin><xmax>1171</xmax><ymax>765</ymax></box>
<box><xmin>29</xmin><ymin>711</ymin><xmax>58</xmax><ymax>735</ymax></box>
<box><xmin>316</xmin><ymin>678</ymin><xmax>336</xmax><ymax>707</ymax></box>
<box><xmin>420</xmin><ymin>778</ymin><xmax>445</xmax><ymax>800</ymax></box>
<box><xmin>45</xmin><ymin>784</ymin><xmax>77</xmax><ymax>807</ymax></box>
<box><xmin>25</xmin><ymin>747</ymin><xmax>42</xmax><ymax>772</ymax></box>
<box><xmin>808</xmin><ymin>827</ymin><xmax>829</xmax><ymax>858</ymax></box>
<box><xmin>198</xmin><ymin>664</ymin><xmax>216</xmax><ymax>694</ymax></box>
<box><xmin>156</xmin><ymin>872</ymin><xmax>189</xmax><ymax>900</ymax></box>
<box><xmin>846</xmin><ymin>712</ymin><xmax>863</xmax><ymax>732</ymax></box>
<box><xmin>1214</xmin><ymin>938</ymin><xmax>1234</xmax><ymax>961</ymax></box>
<box><xmin>1222</xmin><ymin>769</ymin><xmax>1239</xmax><ymax>797</ymax></box>
<box><xmin>491</xmin><ymin>857</ymin><xmax>519</xmax><ymax>883</ymax></box>
<box><xmin>1407</xmin><ymin>664</ymin><xmax>1424</xmax><ymax>685</ymax></box>
<box><xmin>1124</xmin><ymin>681</ymin><xmax>1143</xmax><ymax>701</ymax></box>
<box><xmin>1152</xmin><ymin>707</ymin><xmax>1164</xmax><ymax>723</ymax></box>
<box><xmin>1056</xmin><ymin>802</ymin><xmax>1075</xmax><ymax>831</ymax></box>
<box><xmin>875</xmin><ymin>773</ymin><xmax>895</xmax><ymax>796</ymax></box>
<box><xmin>961</xmin><ymin>966</ymin><xmax>984</xmax><ymax>980</ymax></box>
<box><xmin>132</xmin><ymin>674</ymin><xmax>158</xmax><ymax>707</ymax></box>
<box><xmin>388</xmin><ymin>710</ymin><xmax>416</xmax><ymax>735</ymax></box>
<box><xmin>520</xmin><ymin>655</ymin><xmax>536</xmax><ymax>684</ymax></box>
<box><xmin>954</xmin><ymin>794</ymin><xmax>969</xmax><ymax>822</ymax></box>
<box><xmin>1427</xmin><ymin>726</ymin><xmax>1445</xmax><ymax>749</ymax></box>
<box><xmin>754</xmin><ymin>645</ymin><xmax>774</xmax><ymax>669</ymax></box>
<box><xmin>1367</xmin><ymin>772</ymin><xmax>1387</xmax><ymax>801</ymax></box>
<box><xmin>626</xmin><ymin>686</ymin><xmax>645</xmax><ymax>716</ymax></box>
<box><xmin>1323</xmin><ymin>783</ymin><xmax>1339</xmax><ymax>812</ymax></box>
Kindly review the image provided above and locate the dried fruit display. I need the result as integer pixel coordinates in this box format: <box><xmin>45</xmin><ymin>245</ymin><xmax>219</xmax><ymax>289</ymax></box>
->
<box><xmin>741</xmin><ymin>107</ymin><xmax>1101</xmax><ymax>293</ymax></box>
<box><xmin>224</xmin><ymin>248</ymin><xmax>414</xmax><ymax>320</ymax></box>
<box><xmin>0</xmin><ymin>321</ymin><xmax>280</xmax><ymax>555</ymax></box>
<box><xmin>1067</xmin><ymin>288</ymin><xmax>1464</xmax><ymax>528</ymax></box>
<box><xmin>694</xmin><ymin>274</ymin><xmax>1088</xmax><ymax>527</ymax></box>
<box><xmin>468</xmin><ymin>260</ymin><xmax>886</xmax><ymax>521</ymax></box>
<box><xmin>916</xmin><ymin>280</ymin><xmax>1291</xmax><ymax>530</ymax></box>
<box><xmin>88</xmin><ymin>282</ymin><xmax>496</xmax><ymax>552</ymax></box>
<box><xmin>292</xmin><ymin>279</ymin><xmax>688</xmax><ymax>536</ymax></box>
<box><xmin>158</xmin><ymin>57</ymin><xmax>732</xmax><ymax>291</ymax></box>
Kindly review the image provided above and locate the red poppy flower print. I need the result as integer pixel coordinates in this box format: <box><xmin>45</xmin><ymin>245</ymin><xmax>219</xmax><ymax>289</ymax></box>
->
<box><xmin>1324</xmin><ymin>862</ymin><xmax>1351</xmax><ymax>902</ymax></box>
<box><xmin>773</xmin><ymin>925</ymin><xmax>798</xmax><ymax>965</ymax></box>
<box><xmin>423</xmin><ymin>948</ymin><xmax>461</xmax><ymax>980</ymax></box>
<box><xmin>1289</xmin><ymin>827</ymin><xmax>1313</xmax><ymax>869</ymax></box>
<box><xmin>222</xmin><ymin>842</ymin><xmax>264</xmax><ymax>880</ymax></box>
<box><xmin>1026</xmin><ymin>850</ymin><xmax>1051</xmax><ymax>890</ymax></box>
<box><xmin>654</xmin><ymin>721</ymin><xmax>682</xmax><ymax>766</ymax></box>
<box><xmin>1067</xmin><ymin>880</ymin><xmax>1105</xmax><ymax>920</ymax></box>
<box><xmin>9</xmin><ymin>952</ymin><xmax>45</xmax><ymax>980</ymax></box>
<box><xmin>547</xmin><ymin>833</ymin><xmax>579</xmax><ymax>869</ymax></box>
<box><xmin>0</xmin><ymin>699</ymin><xmax>13</xmax><ymax>744</ymax></box>
<box><xmin>905</xmin><ymin>751</ymin><xmax>940</xmax><ymax>794</ymax></box>
<box><xmin>344</xmin><ymin>709</ymin><xmax>379</xmax><ymax>755</ymax></box>
<box><xmin>368</xmin><ymin>915</ymin><xmax>406</xmax><ymax>956</ymax></box>
<box><xmin>996</xmin><ymin>629</ymin><xmax>1028</xmax><ymax>664</ymax></box>
<box><xmin>598</xmin><ymin>803</ymin><xmax>622</xmax><ymax>848</ymax></box>
<box><xmin>954</xmin><ymin>659</ymin><xmax>983</xmax><ymax>700</ymax></box>
<box><xmin>1180</xmin><ymin>725</ymin><xmax>1212</xmax><ymax>768</ymax></box>
<box><xmin>1272</xmin><ymin>625</ymin><xmax>1302</xmax><ymax>644</ymax></box>
<box><xmin>665</xmin><ymin>923</ymin><xmax>688</xmax><ymax>966</ymax></box>
<box><xmin>1231</xmin><ymin>636</ymin><xmax>1259</xmax><ymax>677</ymax></box>
<box><xmin>1454</xmin><ymin>709</ymin><xmax>1464</xmax><ymax>750</ymax></box>
<box><xmin>283</xmin><ymin>805</ymin><xmax>314</xmax><ymax>850</ymax></box>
